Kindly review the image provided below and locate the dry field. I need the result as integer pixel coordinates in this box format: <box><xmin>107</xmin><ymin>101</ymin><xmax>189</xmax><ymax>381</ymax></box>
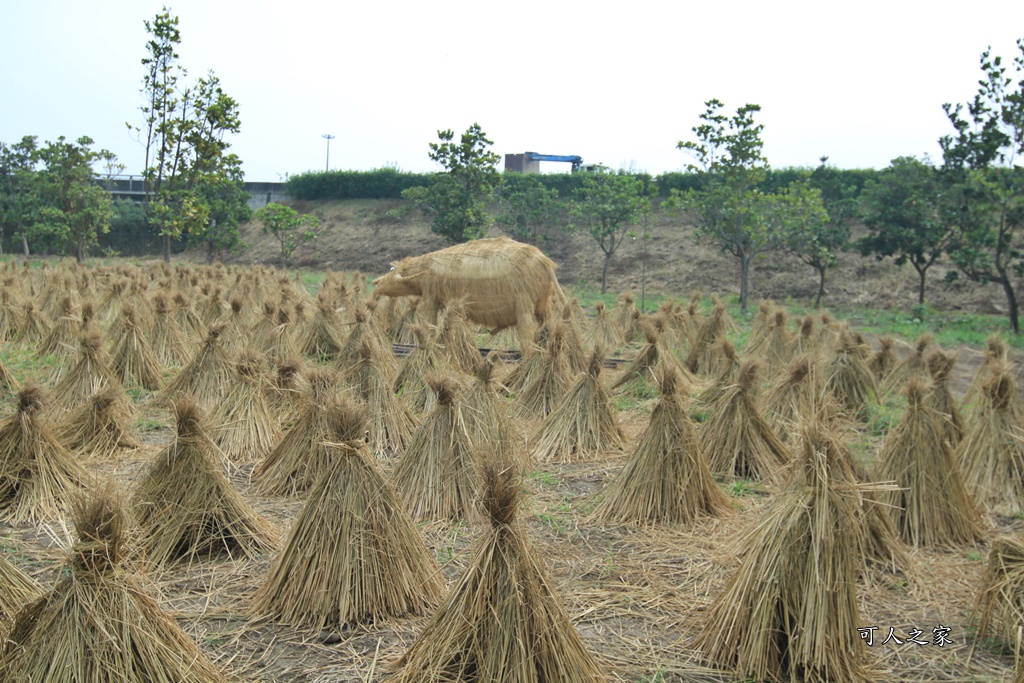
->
<box><xmin>0</xmin><ymin>258</ymin><xmax>1021</xmax><ymax>683</ymax></box>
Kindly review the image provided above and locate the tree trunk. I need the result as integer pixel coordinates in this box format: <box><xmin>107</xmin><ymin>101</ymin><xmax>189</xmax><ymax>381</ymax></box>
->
<box><xmin>999</xmin><ymin>275</ymin><xmax>1020</xmax><ymax>334</ymax></box>
<box><xmin>21</xmin><ymin>234</ymin><xmax>29</xmax><ymax>258</ymax></box>
<box><xmin>814</xmin><ymin>265</ymin><xmax>826</xmax><ymax>308</ymax></box>
<box><xmin>601</xmin><ymin>251</ymin><xmax>611</xmax><ymax>294</ymax></box>
<box><xmin>739</xmin><ymin>253</ymin><xmax>751</xmax><ymax>314</ymax></box>
<box><xmin>163</xmin><ymin>234</ymin><xmax>171</xmax><ymax>264</ymax></box>
<box><xmin>917</xmin><ymin>267</ymin><xmax>927</xmax><ymax>305</ymax></box>
<box><xmin>76</xmin><ymin>237</ymin><xmax>84</xmax><ymax>264</ymax></box>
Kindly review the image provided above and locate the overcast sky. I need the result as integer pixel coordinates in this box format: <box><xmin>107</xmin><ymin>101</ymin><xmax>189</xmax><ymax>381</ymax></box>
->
<box><xmin>3</xmin><ymin>1</ymin><xmax>1023</xmax><ymax>181</ymax></box>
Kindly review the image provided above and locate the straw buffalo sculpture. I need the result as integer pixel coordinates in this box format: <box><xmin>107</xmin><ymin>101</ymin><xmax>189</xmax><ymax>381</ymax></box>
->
<box><xmin>372</xmin><ymin>237</ymin><xmax>564</xmax><ymax>350</ymax></box>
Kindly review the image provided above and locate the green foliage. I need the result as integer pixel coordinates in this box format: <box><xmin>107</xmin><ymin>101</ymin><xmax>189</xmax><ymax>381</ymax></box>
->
<box><xmin>494</xmin><ymin>173</ymin><xmax>564</xmax><ymax>245</ymax></box>
<box><xmin>569</xmin><ymin>171</ymin><xmax>651</xmax><ymax>293</ymax></box>
<box><xmin>940</xmin><ymin>38</ymin><xmax>1024</xmax><ymax>333</ymax></box>
<box><xmin>254</xmin><ymin>203</ymin><xmax>319</xmax><ymax>266</ymax></box>
<box><xmin>286</xmin><ymin>167</ymin><xmax>436</xmax><ymax>200</ymax></box>
<box><xmin>858</xmin><ymin>156</ymin><xmax>950</xmax><ymax>305</ymax></box>
<box><xmin>30</xmin><ymin>136</ymin><xmax>115</xmax><ymax>262</ymax></box>
<box><xmin>0</xmin><ymin>136</ymin><xmax>39</xmax><ymax>256</ymax></box>
<box><xmin>776</xmin><ymin>169</ymin><xmax>838</xmax><ymax>306</ymax></box>
<box><xmin>402</xmin><ymin>123</ymin><xmax>500</xmax><ymax>242</ymax></box>
<box><xmin>131</xmin><ymin>8</ymin><xmax>249</xmax><ymax>263</ymax></box>
<box><xmin>671</xmin><ymin>99</ymin><xmax>780</xmax><ymax>313</ymax></box>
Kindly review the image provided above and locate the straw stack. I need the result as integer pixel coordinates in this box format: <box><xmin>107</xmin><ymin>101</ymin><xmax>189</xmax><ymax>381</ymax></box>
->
<box><xmin>973</xmin><ymin>536</ymin><xmax>1024</xmax><ymax>648</ymax></box>
<box><xmin>161</xmin><ymin>324</ymin><xmax>236</xmax><ymax>410</ymax></box>
<box><xmin>251</xmin><ymin>403</ymin><xmax>442</xmax><ymax>631</ymax></box>
<box><xmin>388</xmin><ymin>462</ymin><xmax>609</xmax><ymax>683</ymax></box>
<box><xmin>212</xmin><ymin>351</ymin><xmax>280</xmax><ymax>465</ymax></box>
<box><xmin>0</xmin><ymin>483</ymin><xmax>230</xmax><ymax>683</ymax></box>
<box><xmin>55</xmin><ymin>387</ymin><xmax>140</xmax><ymax>459</ymax></box>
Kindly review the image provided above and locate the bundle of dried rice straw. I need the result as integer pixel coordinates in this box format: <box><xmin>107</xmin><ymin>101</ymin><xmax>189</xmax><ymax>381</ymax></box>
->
<box><xmin>55</xmin><ymin>387</ymin><xmax>140</xmax><ymax>459</ymax></box>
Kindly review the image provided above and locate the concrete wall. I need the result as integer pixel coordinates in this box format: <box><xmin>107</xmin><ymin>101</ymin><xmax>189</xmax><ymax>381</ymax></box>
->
<box><xmin>244</xmin><ymin>182</ymin><xmax>291</xmax><ymax>209</ymax></box>
<box><xmin>504</xmin><ymin>153</ymin><xmax>541</xmax><ymax>174</ymax></box>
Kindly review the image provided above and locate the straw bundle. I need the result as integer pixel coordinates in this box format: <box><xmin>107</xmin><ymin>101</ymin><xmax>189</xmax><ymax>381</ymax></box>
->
<box><xmin>973</xmin><ymin>536</ymin><xmax>1024</xmax><ymax>647</ymax></box>
<box><xmin>110</xmin><ymin>303</ymin><xmax>163</xmax><ymax>391</ymax></box>
<box><xmin>584</xmin><ymin>301</ymin><xmax>623</xmax><ymax>352</ymax></box>
<box><xmin>172</xmin><ymin>290</ymin><xmax>206</xmax><ymax>340</ymax></box>
<box><xmin>394</xmin><ymin>325</ymin><xmax>450</xmax><ymax>414</ymax></box>
<box><xmin>958</xmin><ymin>366</ymin><xmax>1024</xmax><ymax>516</ymax></box>
<box><xmin>788</xmin><ymin>314</ymin><xmax>821</xmax><ymax>359</ymax></box>
<box><xmin>211</xmin><ymin>351</ymin><xmax>280</xmax><ymax>465</ymax></box>
<box><xmin>0</xmin><ymin>483</ymin><xmax>230</xmax><ymax>683</ymax></box>
<box><xmin>695</xmin><ymin>338</ymin><xmax>740</xmax><ymax>410</ymax></box>
<box><xmin>298</xmin><ymin>294</ymin><xmax>346</xmax><ymax>360</ymax></box>
<box><xmin>267</xmin><ymin>355</ymin><xmax>310</xmax><ymax>428</ymax></box>
<box><xmin>49</xmin><ymin>330</ymin><xmax>125</xmax><ymax>413</ymax></box>
<box><xmin>0</xmin><ymin>553</ymin><xmax>39</xmax><ymax>632</ymax></box>
<box><xmin>388</xmin><ymin>462</ymin><xmax>609</xmax><ymax>683</ymax></box>
<box><xmin>594</xmin><ymin>366</ymin><xmax>729</xmax><ymax>526</ymax></box>
<box><xmin>436</xmin><ymin>301</ymin><xmax>481</xmax><ymax>373</ymax></box>
<box><xmin>558</xmin><ymin>305</ymin><xmax>589</xmax><ymax>375</ymax></box>
<box><xmin>392</xmin><ymin>375</ymin><xmax>482</xmax><ymax>522</ymax></box>
<box><xmin>924</xmin><ymin>349</ymin><xmax>965</xmax><ymax>448</ymax></box>
<box><xmin>531</xmin><ymin>350</ymin><xmax>624</xmax><ymax>463</ymax></box>
<box><xmin>133</xmin><ymin>399</ymin><xmax>276</xmax><ymax>566</ymax></box>
<box><xmin>746</xmin><ymin>300</ymin><xmax>776</xmax><ymax>351</ymax></box>
<box><xmin>702</xmin><ymin>360</ymin><xmax>790</xmax><ymax>481</ymax></box>
<box><xmin>882</xmin><ymin>333</ymin><xmax>933</xmax><ymax>394</ymax></box>
<box><xmin>217</xmin><ymin>294</ymin><xmax>250</xmax><ymax>350</ymax></box>
<box><xmin>338</xmin><ymin>303</ymin><xmax>397</xmax><ymax>376</ymax></box>
<box><xmin>746</xmin><ymin>308</ymin><xmax>792</xmax><ymax>376</ymax></box>
<box><xmin>250</xmin><ymin>406</ymin><xmax>442</xmax><ymax>632</ymax></box>
<box><xmin>347</xmin><ymin>339</ymin><xmax>418</xmax><ymax>457</ymax></box>
<box><xmin>38</xmin><ymin>295</ymin><xmax>79</xmax><ymax>360</ymax></box>
<box><xmin>464</xmin><ymin>354</ymin><xmax>523</xmax><ymax>463</ymax></box>
<box><xmin>515</xmin><ymin>325</ymin><xmax>573</xmax><ymax>419</ymax></box>
<box><xmin>875</xmin><ymin>380</ymin><xmax>984</xmax><ymax>546</ymax></box>
<box><xmin>964</xmin><ymin>334</ymin><xmax>1014</xmax><ymax>415</ymax></box>
<box><xmin>150</xmin><ymin>291</ymin><xmax>190</xmax><ymax>366</ymax></box>
<box><xmin>54</xmin><ymin>387</ymin><xmax>140</xmax><ymax>459</ymax></box>
<box><xmin>0</xmin><ymin>386</ymin><xmax>88</xmax><ymax>523</ymax></box>
<box><xmin>761</xmin><ymin>354</ymin><xmax>822</xmax><ymax>442</ymax></box>
<box><xmin>698</xmin><ymin>421</ymin><xmax>872</xmax><ymax>683</ymax></box>
<box><xmin>611</xmin><ymin>319</ymin><xmax>690</xmax><ymax>398</ymax></box>
<box><xmin>17</xmin><ymin>302</ymin><xmax>51</xmax><ymax>344</ymax></box>
<box><xmin>867</xmin><ymin>336</ymin><xmax>897</xmax><ymax>384</ymax></box>
<box><xmin>254</xmin><ymin>371</ymin><xmax>356</xmax><ymax>497</ymax></box>
<box><xmin>823</xmin><ymin>329</ymin><xmax>879</xmax><ymax>418</ymax></box>
<box><xmin>161</xmin><ymin>324</ymin><xmax>235</xmax><ymax>410</ymax></box>
<box><xmin>685</xmin><ymin>299</ymin><xmax>734</xmax><ymax>376</ymax></box>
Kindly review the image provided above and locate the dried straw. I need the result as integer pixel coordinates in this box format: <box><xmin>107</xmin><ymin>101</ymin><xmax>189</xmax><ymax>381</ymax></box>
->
<box><xmin>702</xmin><ymin>360</ymin><xmax>790</xmax><ymax>481</ymax></box>
<box><xmin>973</xmin><ymin>536</ymin><xmax>1024</xmax><ymax>647</ymax></box>
<box><xmin>0</xmin><ymin>552</ymin><xmax>38</xmax><ymax>632</ymax></box>
<box><xmin>133</xmin><ymin>399</ymin><xmax>277</xmax><ymax>566</ymax></box>
<box><xmin>882</xmin><ymin>333</ymin><xmax>933</xmax><ymax>394</ymax></box>
<box><xmin>0</xmin><ymin>482</ymin><xmax>230</xmax><ymax>683</ymax></box>
<box><xmin>54</xmin><ymin>387</ymin><xmax>140</xmax><ymax>459</ymax></box>
<box><xmin>250</xmin><ymin>406</ymin><xmax>442</xmax><ymax>632</ymax></box>
<box><xmin>150</xmin><ymin>291</ymin><xmax>190</xmax><ymax>366</ymax></box>
<box><xmin>875</xmin><ymin>380</ymin><xmax>985</xmax><ymax>547</ymax></box>
<box><xmin>593</xmin><ymin>366</ymin><xmax>729</xmax><ymax>526</ymax></box>
<box><xmin>531</xmin><ymin>349</ymin><xmax>624</xmax><ymax>463</ymax></box>
<box><xmin>346</xmin><ymin>339</ymin><xmax>418</xmax><ymax>457</ymax></box>
<box><xmin>436</xmin><ymin>301</ymin><xmax>482</xmax><ymax>373</ymax></box>
<box><xmin>211</xmin><ymin>351</ymin><xmax>281</xmax><ymax>465</ymax></box>
<box><xmin>823</xmin><ymin>328</ymin><xmax>879</xmax><ymax>419</ymax></box>
<box><xmin>394</xmin><ymin>325</ymin><xmax>450</xmax><ymax>414</ymax></box>
<box><xmin>958</xmin><ymin>365</ymin><xmax>1024</xmax><ymax>516</ymax></box>
<box><xmin>161</xmin><ymin>324</ymin><xmax>236</xmax><ymax>411</ymax></box>
<box><xmin>392</xmin><ymin>375</ymin><xmax>483</xmax><ymax>522</ymax></box>
<box><xmin>584</xmin><ymin>302</ymin><xmax>623</xmax><ymax>352</ymax></box>
<box><xmin>388</xmin><ymin>462</ymin><xmax>610</xmax><ymax>683</ymax></box>
<box><xmin>49</xmin><ymin>330</ymin><xmax>125</xmax><ymax>413</ymax></box>
<box><xmin>110</xmin><ymin>303</ymin><xmax>163</xmax><ymax>391</ymax></box>
<box><xmin>515</xmin><ymin>324</ymin><xmax>573</xmax><ymax>418</ymax></box>
<box><xmin>925</xmin><ymin>348</ymin><xmax>965</xmax><ymax>448</ymax></box>
<box><xmin>0</xmin><ymin>385</ymin><xmax>89</xmax><ymax>523</ymax></box>
<box><xmin>698</xmin><ymin>419</ymin><xmax>873</xmax><ymax>683</ymax></box>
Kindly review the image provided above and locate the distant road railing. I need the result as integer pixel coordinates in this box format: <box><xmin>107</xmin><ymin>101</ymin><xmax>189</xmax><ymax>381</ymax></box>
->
<box><xmin>99</xmin><ymin>175</ymin><xmax>290</xmax><ymax>209</ymax></box>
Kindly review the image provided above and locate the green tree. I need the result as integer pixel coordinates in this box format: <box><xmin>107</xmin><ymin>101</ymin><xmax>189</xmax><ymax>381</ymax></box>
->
<box><xmin>30</xmin><ymin>136</ymin><xmax>115</xmax><ymax>263</ymax></box>
<box><xmin>939</xmin><ymin>39</ymin><xmax>1024</xmax><ymax>333</ymax></box>
<box><xmin>401</xmin><ymin>123</ymin><xmax>500</xmax><ymax>242</ymax></box>
<box><xmin>0</xmin><ymin>136</ymin><xmax>39</xmax><ymax>257</ymax></box>
<box><xmin>254</xmin><ymin>203</ymin><xmax>318</xmax><ymax>267</ymax></box>
<box><xmin>783</xmin><ymin>159</ymin><xmax>856</xmax><ymax>306</ymax></box>
<box><xmin>188</xmin><ymin>152</ymin><xmax>251</xmax><ymax>262</ymax></box>
<box><xmin>858</xmin><ymin>156</ymin><xmax>950</xmax><ymax>305</ymax></box>
<box><xmin>672</xmin><ymin>99</ymin><xmax>779</xmax><ymax>313</ymax></box>
<box><xmin>494</xmin><ymin>173</ymin><xmax>562</xmax><ymax>245</ymax></box>
<box><xmin>569</xmin><ymin>171</ymin><xmax>651</xmax><ymax>294</ymax></box>
<box><xmin>131</xmin><ymin>8</ymin><xmax>248</xmax><ymax>262</ymax></box>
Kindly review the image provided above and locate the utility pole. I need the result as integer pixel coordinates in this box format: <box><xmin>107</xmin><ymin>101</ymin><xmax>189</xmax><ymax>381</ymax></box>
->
<box><xmin>322</xmin><ymin>133</ymin><xmax>335</xmax><ymax>171</ymax></box>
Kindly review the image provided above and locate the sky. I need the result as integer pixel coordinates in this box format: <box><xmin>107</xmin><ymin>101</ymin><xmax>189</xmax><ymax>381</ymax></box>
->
<box><xmin>2</xmin><ymin>1</ymin><xmax>1024</xmax><ymax>181</ymax></box>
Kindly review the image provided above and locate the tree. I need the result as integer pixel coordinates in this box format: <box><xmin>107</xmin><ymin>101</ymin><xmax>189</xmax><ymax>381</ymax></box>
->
<box><xmin>30</xmin><ymin>136</ymin><xmax>115</xmax><ymax>263</ymax></box>
<box><xmin>0</xmin><ymin>136</ymin><xmax>39</xmax><ymax>257</ymax></box>
<box><xmin>939</xmin><ymin>39</ymin><xmax>1024</xmax><ymax>333</ymax></box>
<box><xmin>569</xmin><ymin>171</ymin><xmax>651</xmax><ymax>294</ymax></box>
<box><xmin>188</xmin><ymin>152</ymin><xmax>251</xmax><ymax>263</ymax></box>
<box><xmin>672</xmin><ymin>99</ymin><xmax>779</xmax><ymax>313</ymax></box>
<box><xmin>858</xmin><ymin>156</ymin><xmax>951</xmax><ymax>305</ymax></box>
<box><xmin>131</xmin><ymin>8</ymin><xmax>248</xmax><ymax>262</ymax></box>
<box><xmin>774</xmin><ymin>178</ymin><xmax>832</xmax><ymax>307</ymax></box>
<box><xmin>254</xmin><ymin>203</ymin><xmax>318</xmax><ymax>267</ymax></box>
<box><xmin>401</xmin><ymin>123</ymin><xmax>500</xmax><ymax>242</ymax></box>
<box><xmin>494</xmin><ymin>173</ymin><xmax>562</xmax><ymax>245</ymax></box>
